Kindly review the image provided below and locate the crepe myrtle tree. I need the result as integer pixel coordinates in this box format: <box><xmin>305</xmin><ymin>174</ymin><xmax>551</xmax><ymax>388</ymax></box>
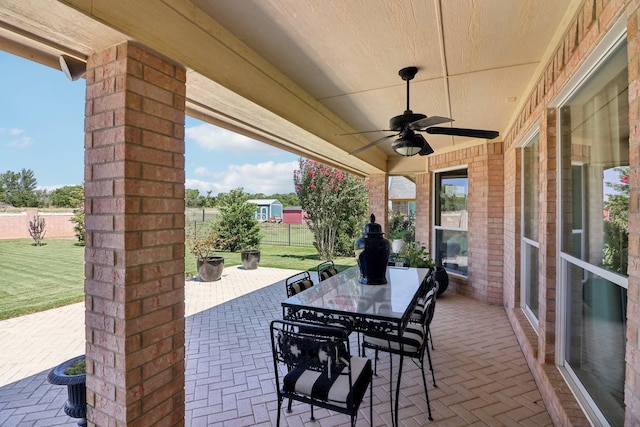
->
<box><xmin>294</xmin><ymin>158</ymin><xmax>368</xmax><ymax>260</ymax></box>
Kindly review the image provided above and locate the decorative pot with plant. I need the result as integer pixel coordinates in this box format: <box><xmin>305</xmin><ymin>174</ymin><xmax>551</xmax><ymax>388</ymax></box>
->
<box><xmin>215</xmin><ymin>188</ymin><xmax>263</xmax><ymax>270</ymax></box>
<box><xmin>399</xmin><ymin>243</ymin><xmax>448</xmax><ymax>296</ymax></box>
<box><xmin>47</xmin><ymin>354</ymin><xmax>87</xmax><ymax>426</ymax></box>
<box><xmin>388</xmin><ymin>211</ymin><xmax>414</xmax><ymax>254</ymax></box>
<box><xmin>241</xmin><ymin>248</ymin><xmax>261</xmax><ymax>270</ymax></box>
<box><xmin>186</xmin><ymin>220</ymin><xmax>224</xmax><ymax>282</ymax></box>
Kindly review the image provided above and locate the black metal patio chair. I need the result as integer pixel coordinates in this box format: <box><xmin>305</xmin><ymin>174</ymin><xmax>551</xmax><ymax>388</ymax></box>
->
<box><xmin>316</xmin><ymin>260</ymin><xmax>338</xmax><ymax>282</ymax></box>
<box><xmin>361</xmin><ymin>274</ymin><xmax>437</xmax><ymax>422</ymax></box>
<box><xmin>270</xmin><ymin>319</ymin><xmax>373</xmax><ymax>427</ymax></box>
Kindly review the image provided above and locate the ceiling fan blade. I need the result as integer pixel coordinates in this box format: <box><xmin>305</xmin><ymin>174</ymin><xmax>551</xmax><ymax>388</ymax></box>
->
<box><xmin>425</xmin><ymin>127</ymin><xmax>499</xmax><ymax>139</ymax></box>
<box><xmin>410</xmin><ymin>116</ymin><xmax>453</xmax><ymax>130</ymax></box>
<box><xmin>337</xmin><ymin>129</ymin><xmax>393</xmax><ymax>136</ymax></box>
<box><xmin>349</xmin><ymin>134</ymin><xmax>396</xmax><ymax>155</ymax></box>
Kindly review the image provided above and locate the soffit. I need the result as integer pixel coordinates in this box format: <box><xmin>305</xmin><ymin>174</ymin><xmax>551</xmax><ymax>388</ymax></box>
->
<box><xmin>0</xmin><ymin>0</ymin><xmax>582</xmax><ymax>178</ymax></box>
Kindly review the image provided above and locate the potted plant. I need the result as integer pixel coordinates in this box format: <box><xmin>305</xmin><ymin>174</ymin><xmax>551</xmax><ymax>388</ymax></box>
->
<box><xmin>186</xmin><ymin>220</ymin><xmax>224</xmax><ymax>282</ymax></box>
<box><xmin>401</xmin><ymin>243</ymin><xmax>436</xmax><ymax>269</ymax></box>
<box><xmin>215</xmin><ymin>188</ymin><xmax>263</xmax><ymax>269</ymax></box>
<box><xmin>401</xmin><ymin>243</ymin><xmax>449</xmax><ymax>296</ymax></box>
<box><xmin>47</xmin><ymin>354</ymin><xmax>87</xmax><ymax>426</ymax></box>
<box><xmin>388</xmin><ymin>212</ymin><xmax>414</xmax><ymax>254</ymax></box>
<box><xmin>241</xmin><ymin>247</ymin><xmax>261</xmax><ymax>270</ymax></box>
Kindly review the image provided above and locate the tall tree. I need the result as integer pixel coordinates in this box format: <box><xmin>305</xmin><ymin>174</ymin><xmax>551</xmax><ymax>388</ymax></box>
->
<box><xmin>0</xmin><ymin>168</ymin><xmax>39</xmax><ymax>207</ymax></box>
<box><xmin>294</xmin><ymin>159</ymin><xmax>368</xmax><ymax>260</ymax></box>
<box><xmin>49</xmin><ymin>185</ymin><xmax>84</xmax><ymax>208</ymax></box>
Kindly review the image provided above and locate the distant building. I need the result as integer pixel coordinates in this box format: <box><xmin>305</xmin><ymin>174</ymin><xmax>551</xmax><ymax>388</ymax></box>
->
<box><xmin>247</xmin><ymin>199</ymin><xmax>283</xmax><ymax>222</ymax></box>
<box><xmin>388</xmin><ymin>176</ymin><xmax>416</xmax><ymax>218</ymax></box>
<box><xmin>283</xmin><ymin>206</ymin><xmax>306</xmax><ymax>224</ymax></box>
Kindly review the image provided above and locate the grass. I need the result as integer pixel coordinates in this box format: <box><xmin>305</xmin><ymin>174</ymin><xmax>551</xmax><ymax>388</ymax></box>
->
<box><xmin>0</xmin><ymin>239</ymin><xmax>85</xmax><ymax>320</ymax></box>
<box><xmin>0</xmin><ymin>238</ymin><xmax>357</xmax><ymax>320</ymax></box>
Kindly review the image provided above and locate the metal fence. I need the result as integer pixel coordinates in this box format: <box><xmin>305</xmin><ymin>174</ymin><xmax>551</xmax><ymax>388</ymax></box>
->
<box><xmin>258</xmin><ymin>223</ymin><xmax>314</xmax><ymax>247</ymax></box>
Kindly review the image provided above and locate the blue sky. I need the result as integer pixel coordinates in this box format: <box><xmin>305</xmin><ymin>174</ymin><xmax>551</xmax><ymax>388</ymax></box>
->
<box><xmin>0</xmin><ymin>51</ymin><xmax>299</xmax><ymax>196</ymax></box>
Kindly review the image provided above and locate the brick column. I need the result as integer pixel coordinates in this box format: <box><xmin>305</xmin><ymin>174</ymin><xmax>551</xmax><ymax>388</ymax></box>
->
<box><xmin>538</xmin><ymin>108</ymin><xmax>558</xmax><ymax>364</ymax></box>
<box><xmin>367</xmin><ymin>174</ymin><xmax>388</xmax><ymax>233</ymax></box>
<box><xmin>467</xmin><ymin>142</ymin><xmax>504</xmax><ymax>304</ymax></box>
<box><xmin>414</xmin><ymin>172</ymin><xmax>431</xmax><ymax>246</ymax></box>
<box><xmin>84</xmin><ymin>42</ymin><xmax>186</xmax><ymax>426</ymax></box>
<box><xmin>626</xmin><ymin>5</ymin><xmax>640</xmax><ymax>423</ymax></box>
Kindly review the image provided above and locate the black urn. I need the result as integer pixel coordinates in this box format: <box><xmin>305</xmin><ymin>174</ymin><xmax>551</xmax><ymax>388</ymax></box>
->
<box><xmin>354</xmin><ymin>214</ymin><xmax>390</xmax><ymax>285</ymax></box>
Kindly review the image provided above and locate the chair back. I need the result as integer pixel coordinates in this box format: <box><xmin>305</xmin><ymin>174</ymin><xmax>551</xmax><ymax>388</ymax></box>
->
<box><xmin>270</xmin><ymin>319</ymin><xmax>372</xmax><ymax>426</ymax></box>
<box><xmin>316</xmin><ymin>261</ymin><xmax>338</xmax><ymax>282</ymax></box>
<box><xmin>285</xmin><ymin>271</ymin><xmax>314</xmax><ymax>297</ymax></box>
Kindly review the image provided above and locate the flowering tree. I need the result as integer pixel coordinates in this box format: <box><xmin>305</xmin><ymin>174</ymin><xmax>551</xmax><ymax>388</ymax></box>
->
<box><xmin>294</xmin><ymin>159</ymin><xmax>368</xmax><ymax>260</ymax></box>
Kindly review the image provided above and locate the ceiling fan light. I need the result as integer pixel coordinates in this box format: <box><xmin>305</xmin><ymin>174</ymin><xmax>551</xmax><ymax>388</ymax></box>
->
<box><xmin>418</xmin><ymin>141</ymin><xmax>434</xmax><ymax>156</ymax></box>
<box><xmin>392</xmin><ymin>132</ymin><xmax>425</xmax><ymax>156</ymax></box>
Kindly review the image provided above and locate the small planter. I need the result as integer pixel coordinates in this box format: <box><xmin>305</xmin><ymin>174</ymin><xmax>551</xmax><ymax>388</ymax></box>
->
<box><xmin>47</xmin><ymin>355</ymin><xmax>87</xmax><ymax>427</ymax></box>
<box><xmin>241</xmin><ymin>249</ymin><xmax>260</xmax><ymax>270</ymax></box>
<box><xmin>435</xmin><ymin>266</ymin><xmax>449</xmax><ymax>297</ymax></box>
<box><xmin>197</xmin><ymin>256</ymin><xmax>224</xmax><ymax>281</ymax></box>
<box><xmin>391</xmin><ymin>239</ymin><xmax>406</xmax><ymax>254</ymax></box>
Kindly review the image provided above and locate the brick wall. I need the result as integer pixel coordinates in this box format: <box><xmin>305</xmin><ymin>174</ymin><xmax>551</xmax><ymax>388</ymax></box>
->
<box><xmin>84</xmin><ymin>42</ymin><xmax>186</xmax><ymax>426</ymax></box>
<box><xmin>0</xmin><ymin>208</ymin><xmax>76</xmax><ymax>239</ymax></box>
<box><xmin>367</xmin><ymin>174</ymin><xmax>388</xmax><ymax>233</ymax></box>
<box><xmin>427</xmin><ymin>143</ymin><xmax>504</xmax><ymax>304</ymax></box>
<box><xmin>498</xmin><ymin>0</ymin><xmax>633</xmax><ymax>424</ymax></box>
<box><xmin>414</xmin><ymin>172</ymin><xmax>430</xmax><ymax>246</ymax></box>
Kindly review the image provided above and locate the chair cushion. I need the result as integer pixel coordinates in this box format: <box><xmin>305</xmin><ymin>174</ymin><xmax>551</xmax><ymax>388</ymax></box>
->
<box><xmin>363</xmin><ymin>322</ymin><xmax>425</xmax><ymax>353</ymax></box>
<box><xmin>289</xmin><ymin>279</ymin><xmax>314</xmax><ymax>296</ymax></box>
<box><xmin>319</xmin><ymin>267</ymin><xmax>338</xmax><ymax>281</ymax></box>
<box><xmin>283</xmin><ymin>356</ymin><xmax>371</xmax><ymax>408</ymax></box>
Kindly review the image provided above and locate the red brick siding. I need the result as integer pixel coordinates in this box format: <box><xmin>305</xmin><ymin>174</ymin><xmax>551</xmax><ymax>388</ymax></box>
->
<box><xmin>84</xmin><ymin>42</ymin><xmax>186</xmax><ymax>426</ymax></box>
<box><xmin>426</xmin><ymin>142</ymin><xmax>504</xmax><ymax>304</ymax></box>
<box><xmin>367</xmin><ymin>174</ymin><xmax>388</xmax><ymax>234</ymax></box>
<box><xmin>499</xmin><ymin>0</ymin><xmax>631</xmax><ymax>425</ymax></box>
<box><xmin>414</xmin><ymin>172</ymin><xmax>430</xmax><ymax>246</ymax></box>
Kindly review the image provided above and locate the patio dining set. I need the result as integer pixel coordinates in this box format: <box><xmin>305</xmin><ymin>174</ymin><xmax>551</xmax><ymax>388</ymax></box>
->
<box><xmin>271</xmin><ymin>260</ymin><xmax>438</xmax><ymax>427</ymax></box>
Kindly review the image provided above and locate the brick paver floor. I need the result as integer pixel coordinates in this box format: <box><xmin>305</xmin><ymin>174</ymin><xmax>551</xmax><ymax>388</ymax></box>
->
<box><xmin>0</xmin><ymin>266</ymin><xmax>552</xmax><ymax>426</ymax></box>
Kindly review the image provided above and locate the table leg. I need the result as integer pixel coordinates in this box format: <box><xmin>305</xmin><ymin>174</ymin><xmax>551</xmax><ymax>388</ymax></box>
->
<box><xmin>395</xmin><ymin>353</ymin><xmax>404</xmax><ymax>427</ymax></box>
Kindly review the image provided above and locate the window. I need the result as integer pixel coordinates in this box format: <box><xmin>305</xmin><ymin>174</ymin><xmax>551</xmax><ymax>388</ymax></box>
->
<box><xmin>521</xmin><ymin>133</ymin><xmax>540</xmax><ymax>324</ymax></box>
<box><xmin>434</xmin><ymin>169</ymin><xmax>468</xmax><ymax>276</ymax></box>
<box><xmin>558</xmin><ymin>40</ymin><xmax>628</xmax><ymax>426</ymax></box>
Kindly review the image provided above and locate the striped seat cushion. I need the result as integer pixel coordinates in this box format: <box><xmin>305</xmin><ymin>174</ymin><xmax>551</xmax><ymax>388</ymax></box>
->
<box><xmin>319</xmin><ymin>267</ymin><xmax>338</xmax><ymax>281</ymax></box>
<box><xmin>363</xmin><ymin>322</ymin><xmax>425</xmax><ymax>353</ymax></box>
<box><xmin>283</xmin><ymin>356</ymin><xmax>371</xmax><ymax>408</ymax></box>
<box><xmin>289</xmin><ymin>279</ymin><xmax>314</xmax><ymax>296</ymax></box>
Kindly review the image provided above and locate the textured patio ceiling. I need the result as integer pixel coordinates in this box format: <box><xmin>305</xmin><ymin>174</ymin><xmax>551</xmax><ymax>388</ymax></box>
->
<box><xmin>0</xmin><ymin>0</ymin><xmax>582</xmax><ymax>177</ymax></box>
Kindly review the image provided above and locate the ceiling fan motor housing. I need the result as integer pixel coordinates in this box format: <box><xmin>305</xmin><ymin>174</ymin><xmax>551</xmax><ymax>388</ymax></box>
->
<box><xmin>389</xmin><ymin>112</ymin><xmax>426</xmax><ymax>131</ymax></box>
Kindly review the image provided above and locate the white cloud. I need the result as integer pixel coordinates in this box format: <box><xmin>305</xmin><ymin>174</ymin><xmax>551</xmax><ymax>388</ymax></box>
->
<box><xmin>0</xmin><ymin>128</ymin><xmax>32</xmax><ymax>148</ymax></box>
<box><xmin>7</xmin><ymin>135</ymin><xmax>33</xmax><ymax>148</ymax></box>
<box><xmin>185</xmin><ymin>123</ymin><xmax>283</xmax><ymax>155</ymax></box>
<box><xmin>187</xmin><ymin>160</ymin><xmax>298</xmax><ymax>195</ymax></box>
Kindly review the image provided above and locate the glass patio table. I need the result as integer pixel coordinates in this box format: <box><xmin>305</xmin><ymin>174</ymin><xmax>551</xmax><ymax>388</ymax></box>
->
<box><xmin>281</xmin><ymin>265</ymin><xmax>432</xmax><ymax>427</ymax></box>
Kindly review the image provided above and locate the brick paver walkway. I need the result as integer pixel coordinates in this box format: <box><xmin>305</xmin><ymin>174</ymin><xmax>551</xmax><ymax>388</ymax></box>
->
<box><xmin>0</xmin><ymin>266</ymin><xmax>552</xmax><ymax>426</ymax></box>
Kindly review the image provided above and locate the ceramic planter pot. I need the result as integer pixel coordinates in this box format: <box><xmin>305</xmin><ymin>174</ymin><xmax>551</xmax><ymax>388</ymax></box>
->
<box><xmin>435</xmin><ymin>266</ymin><xmax>449</xmax><ymax>297</ymax></box>
<box><xmin>197</xmin><ymin>256</ymin><xmax>224</xmax><ymax>281</ymax></box>
<box><xmin>391</xmin><ymin>239</ymin><xmax>406</xmax><ymax>254</ymax></box>
<box><xmin>47</xmin><ymin>355</ymin><xmax>87</xmax><ymax>426</ymax></box>
<box><xmin>241</xmin><ymin>249</ymin><xmax>260</xmax><ymax>270</ymax></box>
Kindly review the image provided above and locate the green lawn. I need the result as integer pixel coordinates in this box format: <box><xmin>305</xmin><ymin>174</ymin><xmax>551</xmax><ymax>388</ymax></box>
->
<box><xmin>0</xmin><ymin>238</ymin><xmax>357</xmax><ymax>320</ymax></box>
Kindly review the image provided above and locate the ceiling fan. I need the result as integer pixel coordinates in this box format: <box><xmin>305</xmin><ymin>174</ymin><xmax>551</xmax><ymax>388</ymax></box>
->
<box><xmin>347</xmin><ymin>66</ymin><xmax>499</xmax><ymax>156</ymax></box>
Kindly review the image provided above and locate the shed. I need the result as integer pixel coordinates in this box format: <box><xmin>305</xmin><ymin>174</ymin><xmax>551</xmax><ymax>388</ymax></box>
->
<box><xmin>283</xmin><ymin>206</ymin><xmax>306</xmax><ymax>224</ymax></box>
<box><xmin>247</xmin><ymin>199</ymin><xmax>283</xmax><ymax>222</ymax></box>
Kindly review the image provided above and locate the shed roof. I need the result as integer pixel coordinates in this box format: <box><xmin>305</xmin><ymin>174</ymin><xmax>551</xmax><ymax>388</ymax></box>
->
<box><xmin>247</xmin><ymin>199</ymin><xmax>282</xmax><ymax>205</ymax></box>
